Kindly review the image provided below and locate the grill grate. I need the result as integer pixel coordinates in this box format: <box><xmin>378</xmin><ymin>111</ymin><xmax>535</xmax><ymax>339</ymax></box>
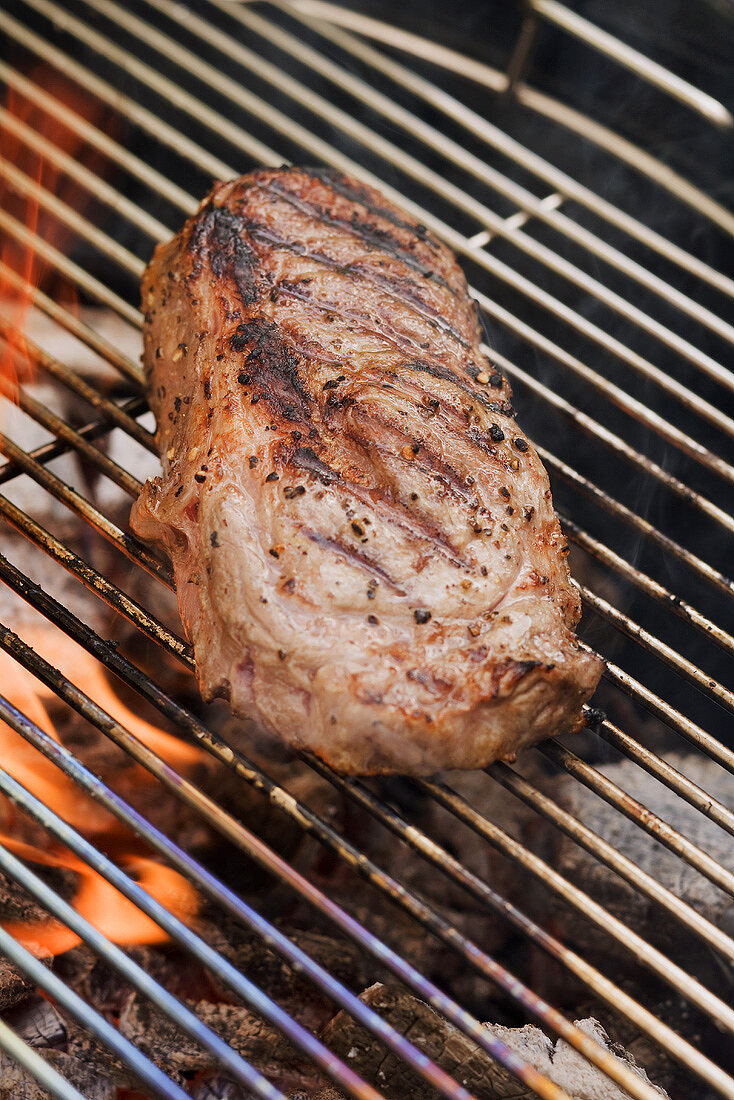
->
<box><xmin>0</xmin><ymin>1</ymin><xmax>733</xmax><ymax>1098</ymax></box>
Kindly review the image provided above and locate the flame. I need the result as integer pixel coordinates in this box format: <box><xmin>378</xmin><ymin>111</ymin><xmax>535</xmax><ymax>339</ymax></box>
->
<box><xmin>0</xmin><ymin>627</ymin><xmax>203</xmax><ymax>955</ymax></box>
<box><xmin>0</xmin><ymin>66</ymin><xmax>113</xmax><ymax>389</ymax></box>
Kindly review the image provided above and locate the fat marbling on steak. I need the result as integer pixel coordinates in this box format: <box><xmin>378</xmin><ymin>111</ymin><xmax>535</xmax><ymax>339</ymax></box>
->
<box><xmin>131</xmin><ymin>167</ymin><xmax>603</xmax><ymax>775</ymax></box>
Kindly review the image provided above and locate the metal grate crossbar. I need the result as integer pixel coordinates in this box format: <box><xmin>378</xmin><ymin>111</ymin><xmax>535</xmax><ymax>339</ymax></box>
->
<box><xmin>0</xmin><ymin>1</ymin><xmax>733</xmax><ymax>1098</ymax></box>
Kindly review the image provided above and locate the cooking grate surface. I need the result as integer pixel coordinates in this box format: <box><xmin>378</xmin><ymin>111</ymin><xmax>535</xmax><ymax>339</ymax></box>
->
<box><xmin>0</xmin><ymin>1</ymin><xmax>733</xmax><ymax>1098</ymax></box>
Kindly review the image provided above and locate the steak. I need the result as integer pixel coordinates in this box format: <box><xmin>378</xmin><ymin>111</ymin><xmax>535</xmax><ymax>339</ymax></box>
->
<box><xmin>131</xmin><ymin>167</ymin><xmax>603</xmax><ymax>775</ymax></box>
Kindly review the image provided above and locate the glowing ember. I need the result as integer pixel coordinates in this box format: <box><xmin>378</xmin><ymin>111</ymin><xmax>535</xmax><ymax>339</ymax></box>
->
<box><xmin>0</xmin><ymin>627</ymin><xmax>204</xmax><ymax>956</ymax></box>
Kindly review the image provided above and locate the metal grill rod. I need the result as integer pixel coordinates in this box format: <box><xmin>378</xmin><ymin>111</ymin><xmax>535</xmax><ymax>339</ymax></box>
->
<box><xmin>2</xmin><ymin>128</ymin><xmax>730</xmax><ymax>871</ymax></box>
<box><xmin>0</xmin><ymin>8</ymin><xmax>269</xmax><ymax>181</ymax></box>
<box><xmin>423</xmin><ymin>775</ymin><xmax>734</xmax><ymax>1031</ymax></box>
<box><xmin>0</xmin><ymin>572</ymin><xmax>714</xmax><ymax>1099</ymax></box>
<box><xmin>11</xmin><ymin>0</ymin><xmax>734</xmax><ymax>474</ymax></box>
<box><xmin>221</xmin><ymin>0</ymin><xmax>734</xmax><ymax>345</ymax></box>
<box><xmin>0</xmin><ymin>208</ymin><xmax>140</xmax><ymax>330</ymax></box>
<box><xmin>0</xmin><ymin>837</ymin><xmax>290</xmax><ymax>1100</ymax></box>
<box><xmin>288</xmin><ymin>0</ymin><xmax>734</xmax><ymax>237</ymax></box>
<box><xmin>0</xmin><ymin>61</ymin><xmax>198</xmax><ymax>216</ymax></box>
<box><xmin>6</xmin><ymin>49</ymin><xmax>734</xmax><ymax>528</ymax></box>
<box><xmin>0</xmin><ymin>396</ymin><xmax>147</xmax><ymax>490</ymax></box>
<box><xmin>0</xmin><ymin>752</ymin><xmax>435</xmax><ymax>1100</ymax></box>
<box><xmin>530</xmin><ymin>0</ymin><xmax>733</xmax><ymax>127</ymax></box>
<box><xmin>0</xmin><ymin>696</ymin><xmax>581</xmax><ymax>1100</ymax></box>
<box><xmin>0</xmin><ymin>159</ymin><xmax>145</xmax><ymax>279</ymax></box>
<box><xmin>0</xmin><ymin>316</ymin><xmax>154</xmax><ymax>451</ymax></box>
<box><xmin>0</xmin><ymin>106</ymin><xmax>168</xmax><ymax>242</ymax></box>
<box><xmin>0</xmin><ymin>621</ymin><xmax>612</xmax><ymax>1100</ymax></box>
<box><xmin>308</xmin><ymin>751</ymin><xmax>734</xmax><ymax>974</ymax></box>
<box><xmin>279</xmin><ymin>1</ymin><xmax>734</xmax><ymax>295</ymax></box>
<box><xmin>541</xmin><ymin>742</ymin><xmax>734</xmax><ymax>896</ymax></box>
<box><xmin>83</xmin><ymin>0</ymin><xmax>734</xmax><ymax>419</ymax></box>
<box><xmin>0</xmin><ymin>432</ymin><xmax>172</xmax><ymax>585</ymax></box>
<box><xmin>0</xmin><ymin>259</ymin><xmax>143</xmax><ymax>385</ymax></box>
<box><xmin>0</xmin><ymin>919</ymin><xmax>191</xmax><ymax>1100</ymax></box>
<box><xmin>0</xmin><ymin>361</ymin><xmax>141</xmax><ymax>498</ymax></box>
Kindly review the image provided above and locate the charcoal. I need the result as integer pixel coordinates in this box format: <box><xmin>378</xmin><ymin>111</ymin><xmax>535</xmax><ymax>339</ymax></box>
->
<box><xmin>4</xmin><ymin>999</ymin><xmax>67</xmax><ymax>1049</ymax></box>
<box><xmin>321</xmin><ymin>983</ymin><xmax>669</xmax><ymax>1099</ymax></box>
<box><xmin>199</xmin><ymin>916</ymin><xmax>371</xmax><ymax>1031</ymax></box>
<box><xmin>3</xmin><ymin>995</ymin><xmax>138</xmax><ymax>1090</ymax></box>
<box><xmin>119</xmin><ymin>993</ymin><xmax>298</xmax><ymax>1079</ymax></box>
<box><xmin>191</xmin><ymin>1078</ymin><xmax>247</xmax><ymax>1099</ymax></box>
<box><xmin>534</xmin><ymin>753</ymin><xmax>734</xmax><ymax>985</ymax></box>
<box><xmin>0</xmin><ymin>1046</ymin><xmax>115</xmax><ymax>1100</ymax></box>
<box><xmin>0</xmin><ymin>956</ymin><xmax>39</xmax><ymax>1013</ymax></box>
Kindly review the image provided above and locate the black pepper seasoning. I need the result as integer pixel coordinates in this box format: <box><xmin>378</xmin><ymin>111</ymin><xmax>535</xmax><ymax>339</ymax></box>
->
<box><xmin>367</xmin><ymin>615</ymin><xmax>379</xmax><ymax>625</ymax></box>
<box><xmin>238</xmin><ymin>373</ymin><xmax>252</xmax><ymax>385</ymax></box>
<box><xmin>210</xmin><ymin>531</ymin><xmax>219</xmax><ymax>547</ymax></box>
<box><xmin>414</xmin><ymin>609</ymin><xmax>432</xmax><ymax>624</ymax></box>
<box><xmin>514</xmin><ymin>438</ymin><xmax>528</xmax><ymax>452</ymax></box>
<box><xmin>489</xmin><ymin>425</ymin><xmax>505</xmax><ymax>442</ymax></box>
<box><xmin>265</xmin><ymin>472</ymin><xmax>279</xmax><ymax>483</ymax></box>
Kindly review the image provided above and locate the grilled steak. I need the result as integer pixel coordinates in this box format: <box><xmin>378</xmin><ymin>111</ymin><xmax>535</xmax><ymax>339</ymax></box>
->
<box><xmin>131</xmin><ymin>167</ymin><xmax>603</xmax><ymax>775</ymax></box>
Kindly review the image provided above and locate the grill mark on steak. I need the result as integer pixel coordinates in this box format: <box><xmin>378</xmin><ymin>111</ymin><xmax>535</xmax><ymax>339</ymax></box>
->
<box><xmin>258</xmin><ymin>179</ymin><xmax>456</xmax><ymax>293</ymax></box>
<box><xmin>270</xmin><ymin>282</ymin><xmax>511</xmax><ymax>416</ymax></box>
<box><xmin>307</xmin><ymin>167</ymin><xmax>443</xmax><ymax>253</ymax></box>
<box><xmin>230</xmin><ymin>316</ymin><xmax>313</xmax><ymax>424</ymax></box>
<box><xmin>241</xmin><ymin>218</ymin><xmax>471</xmax><ymax>351</ymax></box>
<box><xmin>301</xmin><ymin>527</ymin><xmax>407</xmax><ymax>594</ymax></box>
<box><xmin>187</xmin><ymin>203</ymin><xmax>260</xmax><ymax>305</ymax></box>
<box><xmin>288</xmin><ymin>435</ymin><xmax>470</xmax><ymax>568</ymax></box>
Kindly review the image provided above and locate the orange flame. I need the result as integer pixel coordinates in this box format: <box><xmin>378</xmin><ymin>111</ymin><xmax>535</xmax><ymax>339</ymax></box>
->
<box><xmin>0</xmin><ymin>627</ymin><xmax>203</xmax><ymax>956</ymax></box>
<box><xmin>1</xmin><ymin>66</ymin><xmax>113</xmax><ymax>389</ymax></box>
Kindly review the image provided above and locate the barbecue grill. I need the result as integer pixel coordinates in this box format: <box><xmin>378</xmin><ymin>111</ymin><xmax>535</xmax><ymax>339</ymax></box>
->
<box><xmin>0</xmin><ymin>0</ymin><xmax>733</xmax><ymax>1097</ymax></box>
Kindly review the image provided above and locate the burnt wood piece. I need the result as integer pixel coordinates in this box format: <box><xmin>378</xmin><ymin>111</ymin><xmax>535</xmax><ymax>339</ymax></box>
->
<box><xmin>132</xmin><ymin>166</ymin><xmax>602</xmax><ymax>775</ymax></box>
<box><xmin>200</xmin><ymin>917</ymin><xmax>372</xmax><ymax>1032</ymax></box>
<box><xmin>320</xmin><ymin>983</ymin><xmax>668</xmax><ymax>1099</ymax></box>
<box><xmin>118</xmin><ymin>993</ymin><xmax>306</xmax><ymax>1082</ymax></box>
<box><xmin>0</xmin><ymin>1049</ymin><xmax>116</xmax><ymax>1100</ymax></box>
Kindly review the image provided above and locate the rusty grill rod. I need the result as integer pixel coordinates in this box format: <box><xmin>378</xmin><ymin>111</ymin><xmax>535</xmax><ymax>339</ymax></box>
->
<box><xmin>0</xmin><ymin>558</ymin><xmax>729</xmax><ymax>1099</ymax></box>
